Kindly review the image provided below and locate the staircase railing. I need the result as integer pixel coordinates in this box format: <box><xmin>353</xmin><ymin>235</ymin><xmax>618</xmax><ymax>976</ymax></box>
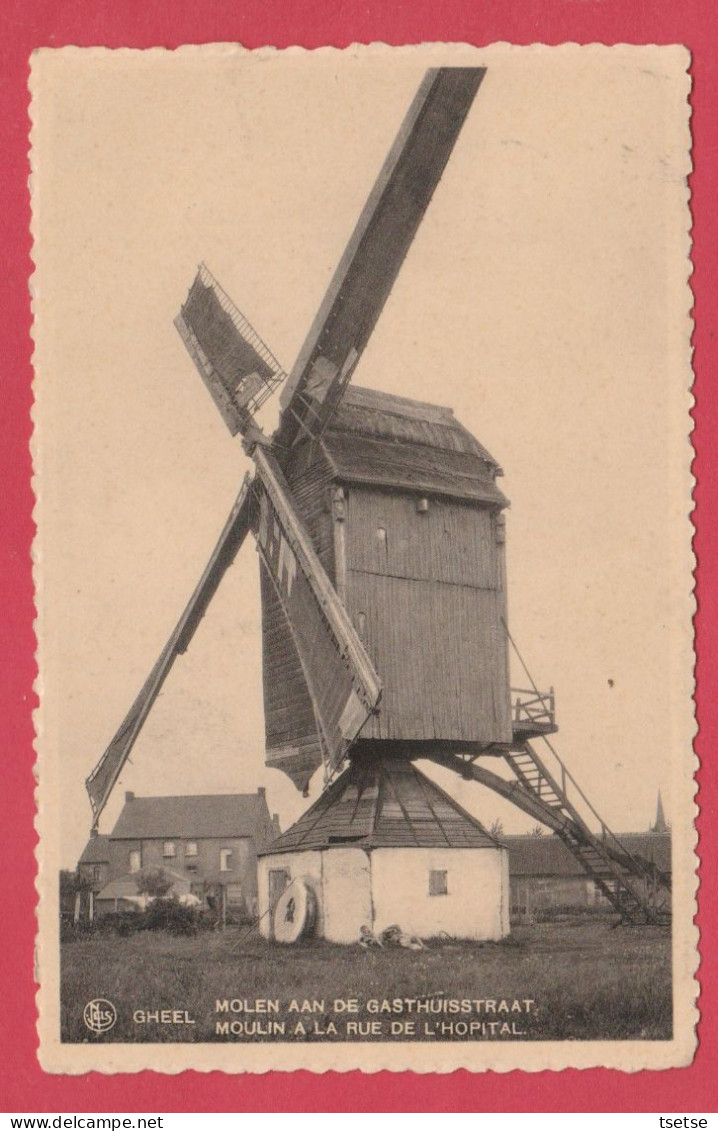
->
<box><xmin>512</xmin><ymin>687</ymin><xmax>555</xmax><ymax>728</ymax></box>
<box><xmin>524</xmin><ymin>737</ymin><xmax>659</xmax><ymax>883</ymax></box>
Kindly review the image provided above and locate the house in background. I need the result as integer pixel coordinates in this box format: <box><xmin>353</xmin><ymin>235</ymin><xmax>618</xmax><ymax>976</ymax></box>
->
<box><xmin>503</xmin><ymin>794</ymin><xmax>671</xmax><ymax>920</ymax></box>
<box><xmin>79</xmin><ymin>789</ymin><xmax>280</xmax><ymax>918</ymax></box>
<box><xmin>95</xmin><ymin>868</ymin><xmax>192</xmax><ymax>915</ymax></box>
<box><xmin>69</xmin><ymin>833</ymin><xmax>111</xmax><ymax>921</ymax></box>
<box><xmin>505</xmin><ymin>829</ymin><xmax>671</xmax><ymax>920</ymax></box>
<box><xmin>76</xmin><ymin>832</ymin><xmax>111</xmax><ymax>892</ymax></box>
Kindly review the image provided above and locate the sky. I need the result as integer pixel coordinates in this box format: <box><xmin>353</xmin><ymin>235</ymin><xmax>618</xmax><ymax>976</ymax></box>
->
<box><xmin>30</xmin><ymin>44</ymin><xmax>693</xmax><ymax>868</ymax></box>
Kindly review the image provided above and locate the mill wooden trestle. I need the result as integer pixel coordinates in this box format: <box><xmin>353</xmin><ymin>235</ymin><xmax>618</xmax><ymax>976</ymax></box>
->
<box><xmin>428</xmin><ymin>735</ymin><xmax>670</xmax><ymax>925</ymax></box>
<box><xmin>85</xmin><ymin>65</ymin><xmax>670</xmax><ymax>931</ymax></box>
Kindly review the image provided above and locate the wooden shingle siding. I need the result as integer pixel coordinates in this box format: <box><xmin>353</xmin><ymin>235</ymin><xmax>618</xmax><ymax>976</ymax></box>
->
<box><xmin>344</xmin><ymin>489</ymin><xmax>501</xmax><ymax>588</ymax></box>
<box><xmin>260</xmin><ymin>384</ymin><xmax>512</xmax><ymax>773</ymax></box>
<box><xmin>349</xmin><ymin>573</ymin><xmax>510</xmax><ymax>743</ymax></box>
<box><xmin>343</xmin><ymin>486</ymin><xmax>511</xmax><ymax>745</ymax></box>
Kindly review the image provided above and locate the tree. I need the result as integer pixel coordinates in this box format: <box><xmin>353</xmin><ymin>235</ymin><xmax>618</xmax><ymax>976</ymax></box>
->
<box><xmin>135</xmin><ymin>867</ymin><xmax>174</xmax><ymax>899</ymax></box>
<box><xmin>489</xmin><ymin>819</ymin><xmax>505</xmax><ymax>839</ymax></box>
<box><xmin>529</xmin><ymin>825</ymin><xmax>545</xmax><ymax>837</ymax></box>
<box><xmin>59</xmin><ymin>869</ymin><xmax>77</xmax><ymax>897</ymax></box>
<box><xmin>59</xmin><ymin>869</ymin><xmax>92</xmax><ymax>895</ymax></box>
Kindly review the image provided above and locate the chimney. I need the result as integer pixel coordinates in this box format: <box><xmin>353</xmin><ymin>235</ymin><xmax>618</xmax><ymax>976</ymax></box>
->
<box><xmin>125</xmin><ymin>791</ymin><xmax>135</xmax><ymax>803</ymax></box>
<box><xmin>257</xmin><ymin>787</ymin><xmax>266</xmax><ymax>799</ymax></box>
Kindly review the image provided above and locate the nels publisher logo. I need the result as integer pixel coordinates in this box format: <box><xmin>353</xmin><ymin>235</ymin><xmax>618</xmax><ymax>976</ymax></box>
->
<box><xmin>83</xmin><ymin>998</ymin><xmax>117</xmax><ymax>1034</ymax></box>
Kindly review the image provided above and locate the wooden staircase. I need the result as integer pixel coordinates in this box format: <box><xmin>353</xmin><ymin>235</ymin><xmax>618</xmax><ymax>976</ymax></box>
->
<box><xmin>504</xmin><ymin>742</ymin><xmax>670</xmax><ymax>924</ymax></box>
<box><xmin>433</xmin><ymin>628</ymin><xmax>672</xmax><ymax>925</ymax></box>
<box><xmin>428</xmin><ymin>734</ymin><xmax>671</xmax><ymax>926</ymax></box>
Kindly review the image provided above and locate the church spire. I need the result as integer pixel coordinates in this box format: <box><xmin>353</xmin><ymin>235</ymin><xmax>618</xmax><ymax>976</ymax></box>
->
<box><xmin>651</xmin><ymin>790</ymin><xmax>668</xmax><ymax>833</ymax></box>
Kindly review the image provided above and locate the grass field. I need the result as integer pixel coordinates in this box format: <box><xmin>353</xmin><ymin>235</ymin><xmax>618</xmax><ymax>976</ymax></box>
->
<box><xmin>61</xmin><ymin>919</ymin><xmax>672</xmax><ymax>1044</ymax></box>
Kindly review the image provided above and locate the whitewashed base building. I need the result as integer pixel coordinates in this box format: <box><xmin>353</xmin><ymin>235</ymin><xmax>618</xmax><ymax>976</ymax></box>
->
<box><xmin>258</xmin><ymin>757</ymin><xmax>509</xmax><ymax>944</ymax></box>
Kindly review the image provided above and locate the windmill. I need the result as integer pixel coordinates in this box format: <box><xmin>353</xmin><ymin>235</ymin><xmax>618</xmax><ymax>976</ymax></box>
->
<box><xmin>85</xmin><ymin>67</ymin><xmax>670</xmax><ymax>932</ymax></box>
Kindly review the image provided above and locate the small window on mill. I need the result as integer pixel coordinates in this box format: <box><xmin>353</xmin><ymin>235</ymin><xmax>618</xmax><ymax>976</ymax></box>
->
<box><xmin>429</xmin><ymin>870</ymin><xmax>448</xmax><ymax>897</ymax></box>
<box><xmin>163</xmin><ymin>841</ymin><xmax>176</xmax><ymax>857</ymax></box>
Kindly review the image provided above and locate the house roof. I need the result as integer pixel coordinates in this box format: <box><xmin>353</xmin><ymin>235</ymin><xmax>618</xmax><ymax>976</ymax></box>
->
<box><xmin>317</xmin><ymin>387</ymin><xmax>507</xmax><ymax>507</ymax></box>
<box><xmin>261</xmin><ymin>756</ymin><xmax>503</xmax><ymax>854</ymax></box>
<box><xmin>78</xmin><ymin>834</ymin><xmax>111</xmax><ymax>865</ymax></box>
<box><xmin>97</xmin><ymin>868</ymin><xmax>190</xmax><ymax>902</ymax></box>
<box><xmin>110</xmin><ymin>792</ymin><xmax>270</xmax><ymax>841</ymax></box>
<box><xmin>503</xmin><ymin>832</ymin><xmax>672</xmax><ymax>877</ymax></box>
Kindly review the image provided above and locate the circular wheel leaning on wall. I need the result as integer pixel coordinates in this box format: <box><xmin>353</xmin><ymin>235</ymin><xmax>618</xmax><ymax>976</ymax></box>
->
<box><xmin>273</xmin><ymin>878</ymin><xmax>317</xmax><ymax>943</ymax></box>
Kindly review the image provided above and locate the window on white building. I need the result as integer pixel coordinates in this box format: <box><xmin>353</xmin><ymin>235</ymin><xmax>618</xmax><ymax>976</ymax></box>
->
<box><xmin>163</xmin><ymin>841</ymin><xmax>175</xmax><ymax>857</ymax></box>
<box><xmin>429</xmin><ymin>870</ymin><xmax>448</xmax><ymax>896</ymax></box>
<box><xmin>186</xmin><ymin>842</ymin><xmax>198</xmax><ymax>857</ymax></box>
<box><xmin>129</xmin><ymin>850</ymin><xmax>141</xmax><ymax>873</ymax></box>
<box><xmin>220</xmin><ymin>849</ymin><xmax>233</xmax><ymax>872</ymax></box>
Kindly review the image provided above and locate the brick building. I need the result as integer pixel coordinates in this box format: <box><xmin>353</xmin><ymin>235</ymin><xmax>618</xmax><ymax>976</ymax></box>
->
<box><xmin>78</xmin><ymin>790</ymin><xmax>280</xmax><ymax>917</ymax></box>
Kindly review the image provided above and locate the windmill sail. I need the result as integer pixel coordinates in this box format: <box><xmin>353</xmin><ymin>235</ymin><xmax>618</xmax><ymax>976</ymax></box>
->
<box><xmin>175</xmin><ymin>264</ymin><xmax>286</xmax><ymax>436</ymax></box>
<box><xmin>85</xmin><ymin>478</ymin><xmax>254</xmax><ymax>825</ymax></box>
<box><xmin>259</xmin><ymin>564</ymin><xmax>328</xmax><ymax>793</ymax></box>
<box><xmin>276</xmin><ymin>67</ymin><xmax>486</xmax><ymax>449</ymax></box>
<box><xmin>252</xmin><ymin>446</ymin><xmax>382</xmax><ymax>775</ymax></box>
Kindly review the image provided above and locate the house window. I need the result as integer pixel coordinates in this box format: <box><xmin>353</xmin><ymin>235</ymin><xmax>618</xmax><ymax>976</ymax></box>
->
<box><xmin>220</xmin><ymin>849</ymin><xmax>233</xmax><ymax>872</ymax></box>
<box><xmin>186</xmin><ymin>842</ymin><xmax>198</xmax><ymax>857</ymax></box>
<box><xmin>429</xmin><ymin>870</ymin><xmax>448</xmax><ymax>896</ymax></box>
<box><xmin>129</xmin><ymin>850</ymin><xmax>141</xmax><ymax>873</ymax></box>
<box><xmin>163</xmin><ymin>841</ymin><xmax>175</xmax><ymax>857</ymax></box>
<box><xmin>92</xmin><ymin>865</ymin><xmax>101</xmax><ymax>882</ymax></box>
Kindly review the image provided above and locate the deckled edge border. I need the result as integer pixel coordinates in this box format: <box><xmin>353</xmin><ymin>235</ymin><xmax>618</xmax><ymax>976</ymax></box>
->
<box><xmin>28</xmin><ymin>39</ymin><xmax>698</xmax><ymax>1076</ymax></box>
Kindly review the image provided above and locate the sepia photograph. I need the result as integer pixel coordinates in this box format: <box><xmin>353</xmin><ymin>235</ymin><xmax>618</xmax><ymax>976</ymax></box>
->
<box><xmin>30</xmin><ymin>42</ymin><xmax>695</xmax><ymax>1074</ymax></box>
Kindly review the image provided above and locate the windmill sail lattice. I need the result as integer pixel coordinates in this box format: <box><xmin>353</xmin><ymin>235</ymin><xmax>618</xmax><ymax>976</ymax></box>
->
<box><xmin>175</xmin><ymin>263</ymin><xmax>286</xmax><ymax>436</ymax></box>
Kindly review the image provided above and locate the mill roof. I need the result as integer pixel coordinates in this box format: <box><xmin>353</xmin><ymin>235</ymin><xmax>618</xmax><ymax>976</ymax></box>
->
<box><xmin>261</xmin><ymin>756</ymin><xmax>503</xmax><ymax>854</ymax></box>
<box><xmin>317</xmin><ymin>386</ymin><xmax>508</xmax><ymax>507</ymax></box>
<box><xmin>78</xmin><ymin>833</ymin><xmax>111</xmax><ymax>865</ymax></box>
<box><xmin>504</xmin><ymin>832</ymin><xmax>672</xmax><ymax>877</ymax></box>
<box><xmin>109</xmin><ymin>792</ymin><xmax>271</xmax><ymax>841</ymax></box>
